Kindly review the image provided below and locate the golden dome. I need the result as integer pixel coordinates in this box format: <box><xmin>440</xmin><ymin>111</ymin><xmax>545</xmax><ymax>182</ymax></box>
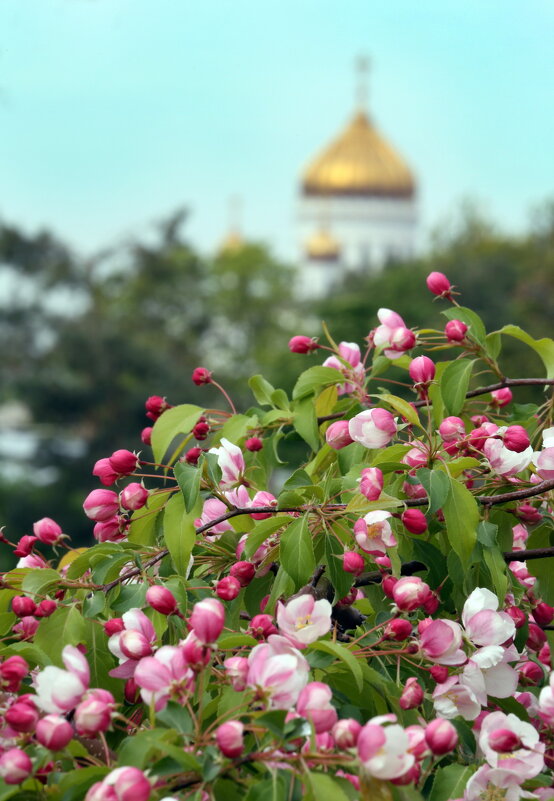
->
<box><xmin>302</xmin><ymin>110</ymin><xmax>415</xmax><ymax>199</ymax></box>
<box><xmin>218</xmin><ymin>229</ymin><xmax>244</xmax><ymax>255</ymax></box>
<box><xmin>305</xmin><ymin>228</ymin><xmax>341</xmax><ymax>262</ymax></box>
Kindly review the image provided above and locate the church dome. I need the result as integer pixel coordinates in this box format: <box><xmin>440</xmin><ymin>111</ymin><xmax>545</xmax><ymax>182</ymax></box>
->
<box><xmin>301</xmin><ymin>110</ymin><xmax>415</xmax><ymax>199</ymax></box>
<box><xmin>305</xmin><ymin>227</ymin><xmax>341</xmax><ymax>261</ymax></box>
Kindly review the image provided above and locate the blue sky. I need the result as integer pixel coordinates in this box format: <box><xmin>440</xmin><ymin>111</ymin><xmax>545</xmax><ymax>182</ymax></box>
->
<box><xmin>1</xmin><ymin>0</ymin><xmax>553</xmax><ymax>260</ymax></box>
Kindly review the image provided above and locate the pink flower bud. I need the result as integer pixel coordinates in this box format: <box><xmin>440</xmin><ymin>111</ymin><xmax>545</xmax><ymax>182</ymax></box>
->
<box><xmin>83</xmin><ymin>489</ymin><xmax>119</xmax><ymax>522</ymax></box>
<box><xmin>382</xmin><ymin>575</ymin><xmax>398</xmax><ymax>599</ymax></box>
<box><xmin>403</xmin><ymin>480</ymin><xmax>427</xmax><ymax>500</ymax></box>
<box><xmin>13</xmin><ymin>616</ymin><xmax>39</xmax><ymax>640</ymax></box>
<box><xmin>426</xmin><ymin>271</ymin><xmax>452</xmax><ymax>297</ymax></box>
<box><xmin>216</xmin><ymin>721</ymin><xmax>244</xmax><ymax>757</ymax></box>
<box><xmin>538</xmin><ymin>642</ymin><xmax>551</xmax><ymax>668</ymax></box>
<box><xmin>468</xmin><ymin>422</ymin><xmax>499</xmax><ymax>451</ymax></box>
<box><xmin>120</xmin><ymin>483</ymin><xmax>149</xmax><ymax>511</ymax></box>
<box><xmin>409</xmin><ymin>356</ymin><xmax>436</xmax><ymax>386</ymax></box>
<box><xmin>393</xmin><ymin>577</ymin><xmax>432</xmax><ymax>612</ymax></box>
<box><xmin>11</xmin><ymin>596</ymin><xmax>37</xmax><ymax>617</ymax></box>
<box><xmin>519</xmin><ymin>660</ymin><xmax>544</xmax><ymax>686</ymax></box>
<box><xmin>113</xmin><ymin>766</ymin><xmax>151</xmax><ymax>801</ymax></box>
<box><xmin>141</xmin><ymin>426</ymin><xmax>153</xmax><ymax>446</ymax></box>
<box><xmin>401</xmin><ymin>509</ymin><xmax>428</xmax><ymax>535</ymax></box>
<box><xmin>505</xmin><ymin>606</ymin><xmax>526</xmax><ymax>628</ymax></box>
<box><xmin>13</xmin><ymin>535</ymin><xmax>38</xmax><ymax>557</ymax></box>
<box><xmin>297</xmin><ymin>682</ymin><xmax>338</xmax><ymax>733</ymax></box>
<box><xmin>332</xmin><ymin>718</ymin><xmax>362</xmax><ymax>749</ymax></box>
<box><xmin>534</xmin><ymin>602</ymin><xmax>554</xmax><ymax>626</ymax></box>
<box><xmin>93</xmin><ymin>458</ymin><xmax>118</xmax><ymax>486</ymax></box>
<box><xmin>192</xmin><ymin>367</ymin><xmax>212</xmax><ymax>385</ymax></box>
<box><xmin>349</xmin><ymin>408</ymin><xmax>397</xmax><ymax>449</ymax></box>
<box><xmin>245</xmin><ymin>436</ymin><xmax>263</xmax><ymax>451</ymax></box>
<box><xmin>248</xmin><ymin>614</ymin><xmax>278</xmax><ymax>639</ymax></box>
<box><xmin>399</xmin><ymin>677</ymin><xmax>424</xmax><ymax>710</ymax></box>
<box><xmin>383</xmin><ymin>618</ymin><xmax>413</xmax><ymax>641</ymax></box>
<box><xmin>145</xmin><ymin>395</ymin><xmax>171</xmax><ymax>421</ymax></box>
<box><xmin>0</xmin><ymin>748</ymin><xmax>33</xmax><ymax>785</ymax></box>
<box><xmin>430</xmin><ymin>665</ymin><xmax>449</xmax><ymax>683</ymax></box>
<box><xmin>36</xmin><ymin>714</ymin><xmax>74</xmax><ymax>750</ymax></box>
<box><xmin>109</xmin><ymin>449</ymin><xmax>139</xmax><ymax>476</ymax></box>
<box><xmin>184</xmin><ymin>447</ymin><xmax>203</xmax><ymax>465</ymax></box>
<box><xmin>190</xmin><ymin>598</ymin><xmax>225</xmax><ymax>644</ymax></box>
<box><xmin>124</xmin><ymin>678</ymin><xmax>139</xmax><ymax>704</ymax></box>
<box><xmin>425</xmin><ymin>718</ymin><xmax>458</xmax><ymax>755</ymax></box>
<box><xmin>439</xmin><ymin>416</ymin><xmax>466</xmax><ymax>441</ymax></box>
<box><xmin>503</xmin><ymin>425</ymin><xmax>531</xmax><ymax>453</ymax></box>
<box><xmin>0</xmin><ymin>655</ymin><xmax>29</xmax><ymax>691</ymax></box>
<box><xmin>444</xmin><ymin>319</ymin><xmax>468</xmax><ymax>342</ymax></box>
<box><xmin>191</xmin><ymin>420</ymin><xmax>209</xmax><ymax>441</ymax></box>
<box><xmin>6</xmin><ymin>699</ymin><xmax>39</xmax><ymax>732</ymax></box>
<box><xmin>119</xmin><ymin>630</ymin><xmax>153</xmax><ymax>660</ymax></box>
<box><xmin>74</xmin><ymin>696</ymin><xmax>113</xmax><ymax>737</ymax></box>
<box><xmin>180</xmin><ymin>631</ymin><xmax>211</xmax><ymax>670</ymax></box>
<box><xmin>288</xmin><ymin>335</ymin><xmax>320</xmax><ymax>354</ymax></box>
<box><xmin>224</xmin><ymin>656</ymin><xmax>249</xmax><ymax>690</ymax></box>
<box><xmin>33</xmin><ymin>517</ymin><xmax>63</xmax><ymax>545</ymax></box>
<box><xmin>490</xmin><ymin>387</ymin><xmax>513</xmax><ymax>408</ymax></box>
<box><xmin>487</xmin><ymin>728</ymin><xmax>522</xmax><ymax>753</ymax></box>
<box><xmin>423</xmin><ymin>593</ymin><xmax>439</xmax><ymax>615</ymax></box>
<box><xmin>104</xmin><ymin>618</ymin><xmax>124</xmax><ymax>636</ymax></box>
<box><xmin>527</xmin><ymin>623</ymin><xmax>547</xmax><ymax>652</ymax></box>
<box><xmin>325</xmin><ymin>421</ymin><xmax>354</xmax><ymax>450</ymax></box>
<box><xmin>359</xmin><ymin>467</ymin><xmax>384</xmax><ymax>501</ymax></box>
<box><xmin>216</xmin><ymin>576</ymin><xmax>241</xmax><ymax>600</ymax></box>
<box><xmin>516</xmin><ymin>503</ymin><xmax>542</xmax><ymax>524</ymax></box>
<box><xmin>145</xmin><ymin>585</ymin><xmax>178</xmax><ymax>616</ymax></box>
<box><xmin>342</xmin><ymin>551</ymin><xmax>365</xmax><ymax>576</ymax></box>
<box><xmin>93</xmin><ymin>516</ymin><xmax>129</xmax><ymax>543</ymax></box>
<box><xmin>230</xmin><ymin>561</ymin><xmax>256</xmax><ymax>587</ymax></box>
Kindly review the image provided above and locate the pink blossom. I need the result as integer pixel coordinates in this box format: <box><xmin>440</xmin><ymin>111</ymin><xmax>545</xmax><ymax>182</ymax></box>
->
<box><xmin>33</xmin><ymin>517</ymin><xmax>63</xmax><ymax>545</ymax></box>
<box><xmin>86</xmin><ymin>767</ymin><xmax>151</xmax><ymax>801</ymax></box>
<box><xmin>420</xmin><ymin>619</ymin><xmax>466</xmax><ymax>665</ymax></box>
<box><xmin>189</xmin><ymin>598</ymin><xmax>225</xmax><ymax>644</ymax></box>
<box><xmin>349</xmin><ymin>408</ymin><xmax>397</xmax><ymax>449</ymax></box>
<box><xmin>536</xmin><ymin>447</ymin><xmax>554</xmax><ymax>480</ymax></box>
<box><xmin>134</xmin><ymin>646</ymin><xmax>194</xmax><ymax>710</ymax></box>
<box><xmin>465</xmin><ymin>765</ymin><xmax>536</xmax><ymax>801</ymax></box>
<box><xmin>357</xmin><ymin>715</ymin><xmax>415</xmax><ymax>780</ymax></box>
<box><xmin>119</xmin><ymin>483</ymin><xmax>149</xmax><ymax>511</ymax></box>
<box><xmin>322</xmin><ymin>342</ymin><xmax>365</xmax><ymax>394</ymax></box>
<box><xmin>342</xmin><ymin>551</ymin><xmax>365</xmax><ymax>576</ymax></box>
<box><xmin>216</xmin><ymin>721</ymin><xmax>244</xmax><ymax>757</ymax></box>
<box><xmin>538</xmin><ymin>671</ymin><xmax>554</xmax><ymax>726</ymax></box>
<box><xmin>230</xmin><ymin>561</ymin><xmax>256</xmax><ymax>586</ymax></box>
<box><xmin>0</xmin><ymin>748</ymin><xmax>33</xmax><ymax>785</ymax></box>
<box><xmin>109</xmin><ymin>449</ymin><xmax>140</xmax><ymax>476</ymax></box>
<box><xmin>36</xmin><ymin>714</ymin><xmax>74</xmax><ymax>750</ymax></box>
<box><xmin>35</xmin><ymin>644</ymin><xmax>90</xmax><ymax>714</ymax></box>
<box><xmin>401</xmin><ymin>508</ymin><xmax>428</xmax><ymax>534</ymax></box>
<box><xmin>276</xmin><ymin>595</ymin><xmax>332</xmax><ymax>648</ymax></box>
<box><xmin>11</xmin><ymin>596</ymin><xmax>36</xmax><ymax>617</ymax></box>
<box><xmin>5</xmin><ymin>698</ymin><xmax>39</xmax><ymax>732</ymax></box>
<box><xmin>249</xmin><ymin>490</ymin><xmax>278</xmax><ymax>519</ymax></box>
<box><xmin>191</xmin><ymin>366</ymin><xmax>212</xmax><ymax>385</ymax></box>
<box><xmin>373</xmin><ymin>309</ymin><xmax>416</xmax><ymax>359</ymax></box>
<box><xmin>224</xmin><ymin>656</ymin><xmax>249</xmax><ymax>691</ymax></box>
<box><xmin>439</xmin><ymin>416</ymin><xmax>466</xmax><ymax>441</ymax></box>
<box><xmin>216</xmin><ymin>576</ymin><xmax>241</xmax><ymax>600</ymax></box>
<box><xmin>490</xmin><ymin>388</ymin><xmax>513</xmax><ymax>407</ymax></box>
<box><xmin>402</xmin><ymin>443</ymin><xmax>428</xmax><ymax>468</ymax></box>
<box><xmin>16</xmin><ymin>552</ymin><xmax>49</xmax><ymax>569</ymax></box>
<box><xmin>432</xmin><ymin>677</ymin><xmax>481</xmax><ymax>720</ymax></box>
<box><xmin>425</xmin><ymin>718</ymin><xmax>458</xmax><ymax>754</ymax></box>
<box><xmin>0</xmin><ymin>655</ymin><xmax>29</xmax><ymax>692</ymax></box>
<box><xmin>409</xmin><ymin>355</ymin><xmax>435</xmax><ymax>385</ymax></box>
<box><xmin>478</xmin><ymin>710</ymin><xmax>544</xmax><ymax>779</ymax></box>
<box><xmin>75</xmin><ymin>693</ymin><xmax>115</xmax><ymax>736</ymax></box>
<box><xmin>392</xmin><ymin>576</ymin><xmax>432</xmax><ymax>612</ymax></box>
<box><xmin>383</xmin><ymin>619</ymin><xmax>413</xmax><ymax>642</ymax></box>
<box><xmin>502</xmin><ymin>425</ymin><xmax>531</xmax><ymax>453</ymax></box>
<box><xmin>296</xmin><ymin>682</ymin><xmax>338</xmax><ymax>732</ymax></box>
<box><xmin>354</xmin><ymin>510</ymin><xmax>396</xmax><ymax>555</ymax></box>
<box><xmin>145</xmin><ymin>585</ymin><xmax>178</xmax><ymax>616</ymax></box>
<box><xmin>399</xmin><ymin>678</ymin><xmax>424</xmax><ymax>710</ymax></box>
<box><xmin>512</xmin><ymin>523</ymin><xmax>529</xmax><ymax>549</ymax></box>
<box><xmin>108</xmin><ymin>608</ymin><xmax>157</xmax><ymax>678</ymax></box>
<box><xmin>406</xmin><ymin>725</ymin><xmax>430</xmax><ymax>760</ymax></box>
<box><xmin>483</xmin><ymin>437</ymin><xmax>533</xmax><ymax>476</ymax></box>
<box><xmin>93</xmin><ymin>457</ymin><xmax>119</xmax><ymax>486</ymax></box>
<box><xmin>246</xmin><ymin>634</ymin><xmax>309</xmax><ymax>708</ymax></box>
<box><xmin>196</xmin><ymin>497</ymin><xmax>234</xmax><ymax>536</ymax></box>
<box><xmin>332</xmin><ymin>718</ymin><xmax>362</xmax><ymax>749</ymax></box>
<box><xmin>358</xmin><ymin>467</ymin><xmax>383</xmax><ymax>501</ymax></box>
<box><xmin>208</xmin><ymin>438</ymin><xmax>245</xmax><ymax>488</ymax></box>
<box><xmin>462</xmin><ymin>587</ymin><xmax>515</xmax><ymax>646</ymax></box>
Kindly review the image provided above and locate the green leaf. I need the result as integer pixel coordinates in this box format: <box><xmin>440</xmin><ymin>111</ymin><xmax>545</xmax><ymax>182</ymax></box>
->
<box><xmin>442</xmin><ymin>305</ymin><xmax>487</xmax><ymax>346</ymax></box>
<box><xmin>416</xmin><ymin>467</ymin><xmax>450</xmax><ymax>514</ymax></box>
<box><xmin>442</xmin><ymin>477</ymin><xmax>479</xmax><ymax>565</ymax></box>
<box><xmin>483</xmin><ymin>546</ymin><xmax>508</xmax><ymax>600</ymax></box>
<box><xmin>315</xmin><ymin>384</ymin><xmax>338</xmax><ymax>417</ymax></box>
<box><xmin>34</xmin><ymin>606</ymin><xmax>86</xmax><ymax>664</ymax></box>
<box><xmin>249</xmin><ymin>374</ymin><xmax>277</xmax><ymax>406</ymax></box>
<box><xmin>264</xmin><ymin>565</ymin><xmax>295</xmax><ymax>615</ymax></box>
<box><xmin>21</xmin><ymin>568</ymin><xmax>60</xmax><ymax>599</ymax></box>
<box><xmin>56</xmin><ymin>766</ymin><xmax>110</xmax><ymax>801</ymax></box>
<box><xmin>128</xmin><ymin>490</ymin><xmax>168</xmax><ymax>545</ymax></box>
<box><xmin>496</xmin><ymin>324</ymin><xmax>554</xmax><ymax>379</ymax></box>
<box><xmin>345</xmin><ymin>492</ymin><xmax>402</xmax><ymax>515</ymax></box>
<box><xmin>292</xmin><ymin>366</ymin><xmax>343</xmax><ymax>400</ymax></box>
<box><xmin>244</xmin><ymin>515</ymin><xmax>292</xmax><ymax>559</ymax></box>
<box><xmin>279</xmin><ymin>515</ymin><xmax>315</xmax><ymax>589</ymax></box>
<box><xmin>310</xmin><ymin>640</ymin><xmax>363</xmax><ymax>691</ymax></box>
<box><xmin>218</xmin><ymin>413</ymin><xmax>259</xmax><ymax>443</ymax></box>
<box><xmin>155</xmin><ymin>701</ymin><xmax>193</xmax><ymax>733</ymax></box>
<box><xmin>173</xmin><ymin>460</ymin><xmax>201</xmax><ymax>513</ymax></box>
<box><xmin>163</xmin><ymin>493</ymin><xmax>196</xmax><ymax>576</ymax></box>
<box><xmin>440</xmin><ymin>359</ymin><xmax>475</xmax><ymax>416</ymax></box>
<box><xmin>304</xmin><ymin>772</ymin><xmax>352</xmax><ymax>801</ymax></box>
<box><xmin>324</xmin><ymin>533</ymin><xmax>354</xmax><ymax>602</ymax></box>
<box><xmin>429</xmin><ymin>764</ymin><xmax>475</xmax><ymax>801</ymax></box>
<box><xmin>293</xmin><ymin>397</ymin><xmax>320</xmax><ymax>451</ymax></box>
<box><xmin>118</xmin><ymin>728</ymin><xmax>200</xmax><ymax>772</ymax></box>
<box><xmin>151</xmin><ymin>403</ymin><xmax>203</xmax><ymax>464</ymax></box>
<box><xmin>377</xmin><ymin>393</ymin><xmax>421</xmax><ymax>427</ymax></box>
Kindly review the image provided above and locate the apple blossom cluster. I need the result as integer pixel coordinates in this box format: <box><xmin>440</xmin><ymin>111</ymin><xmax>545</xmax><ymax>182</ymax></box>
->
<box><xmin>1</xmin><ymin>270</ymin><xmax>554</xmax><ymax>800</ymax></box>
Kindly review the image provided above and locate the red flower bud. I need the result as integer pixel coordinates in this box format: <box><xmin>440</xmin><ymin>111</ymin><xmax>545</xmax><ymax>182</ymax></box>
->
<box><xmin>401</xmin><ymin>508</ymin><xmax>428</xmax><ymax>535</ymax></box>
<box><xmin>288</xmin><ymin>335</ymin><xmax>319</xmax><ymax>354</ymax></box>
<box><xmin>184</xmin><ymin>447</ymin><xmax>203</xmax><ymax>465</ymax></box>
<box><xmin>248</xmin><ymin>614</ymin><xmax>278</xmax><ymax>639</ymax></box>
<box><xmin>192</xmin><ymin>367</ymin><xmax>213</xmax><ymax>385</ymax></box>
<box><xmin>383</xmin><ymin>618</ymin><xmax>413</xmax><ymax>641</ymax></box>
<box><xmin>230</xmin><ymin>561</ymin><xmax>256</xmax><ymax>587</ymax></box>
<box><xmin>425</xmin><ymin>718</ymin><xmax>458</xmax><ymax>755</ymax></box>
<box><xmin>36</xmin><ymin>714</ymin><xmax>74</xmax><ymax>750</ymax></box>
<box><xmin>519</xmin><ymin>660</ymin><xmax>544</xmax><ymax>685</ymax></box>
<box><xmin>145</xmin><ymin>585</ymin><xmax>178</xmax><ymax>616</ymax></box>
<box><xmin>5</xmin><ymin>699</ymin><xmax>39</xmax><ymax>732</ymax></box>
<box><xmin>11</xmin><ymin>596</ymin><xmax>37</xmax><ymax>618</ymax></box>
<box><xmin>216</xmin><ymin>721</ymin><xmax>244</xmax><ymax>757</ymax></box>
<box><xmin>409</xmin><ymin>356</ymin><xmax>436</xmax><ymax>386</ymax></box>
<box><xmin>490</xmin><ymin>387</ymin><xmax>512</xmax><ymax>408</ymax></box>
<box><xmin>140</xmin><ymin>427</ymin><xmax>153</xmax><ymax>446</ymax></box>
<box><xmin>109</xmin><ymin>449</ymin><xmax>140</xmax><ymax>476</ymax></box>
<box><xmin>430</xmin><ymin>665</ymin><xmax>449</xmax><ymax>683</ymax></box>
<box><xmin>527</xmin><ymin>623</ymin><xmax>547</xmax><ymax>651</ymax></box>
<box><xmin>488</xmin><ymin>728</ymin><xmax>522</xmax><ymax>753</ymax></box>
<box><xmin>444</xmin><ymin>319</ymin><xmax>468</xmax><ymax>342</ymax></box>
<box><xmin>193</xmin><ymin>421</ymin><xmax>210</xmax><ymax>440</ymax></box>
<box><xmin>35</xmin><ymin>599</ymin><xmax>57</xmax><ymax>618</ymax></box>
<box><xmin>119</xmin><ymin>483</ymin><xmax>149</xmax><ymax>511</ymax></box>
<box><xmin>33</xmin><ymin>517</ymin><xmax>63</xmax><ymax>545</ymax></box>
<box><xmin>342</xmin><ymin>551</ymin><xmax>365</xmax><ymax>576</ymax></box>
<box><xmin>104</xmin><ymin>618</ymin><xmax>125</xmax><ymax>636</ymax></box>
<box><xmin>399</xmin><ymin>677</ymin><xmax>424</xmax><ymax>710</ymax></box>
<box><xmin>216</xmin><ymin>576</ymin><xmax>241</xmax><ymax>601</ymax></box>
<box><xmin>426</xmin><ymin>271</ymin><xmax>452</xmax><ymax>297</ymax></box>
<box><xmin>83</xmin><ymin>489</ymin><xmax>119</xmax><ymax>522</ymax></box>
<box><xmin>534</xmin><ymin>602</ymin><xmax>554</xmax><ymax>627</ymax></box>
<box><xmin>503</xmin><ymin>425</ymin><xmax>530</xmax><ymax>453</ymax></box>
<box><xmin>516</xmin><ymin>503</ymin><xmax>542</xmax><ymax>524</ymax></box>
<box><xmin>505</xmin><ymin>606</ymin><xmax>526</xmax><ymax>628</ymax></box>
<box><xmin>92</xmin><ymin>458</ymin><xmax>119</xmax><ymax>486</ymax></box>
<box><xmin>325</xmin><ymin>421</ymin><xmax>354</xmax><ymax>450</ymax></box>
<box><xmin>245</xmin><ymin>437</ymin><xmax>263</xmax><ymax>451</ymax></box>
<box><xmin>382</xmin><ymin>575</ymin><xmax>398</xmax><ymax>599</ymax></box>
<box><xmin>13</xmin><ymin>535</ymin><xmax>37</xmax><ymax>557</ymax></box>
<box><xmin>145</xmin><ymin>395</ymin><xmax>171</xmax><ymax>420</ymax></box>
<box><xmin>0</xmin><ymin>655</ymin><xmax>29</xmax><ymax>692</ymax></box>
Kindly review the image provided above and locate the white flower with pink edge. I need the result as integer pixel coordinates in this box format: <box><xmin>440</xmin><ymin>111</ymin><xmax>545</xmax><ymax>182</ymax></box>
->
<box><xmin>357</xmin><ymin>714</ymin><xmax>415</xmax><ymax>780</ymax></box>
<box><xmin>354</xmin><ymin>510</ymin><xmax>396</xmax><ymax>555</ymax></box>
<box><xmin>276</xmin><ymin>595</ymin><xmax>332</xmax><ymax>649</ymax></box>
<box><xmin>208</xmin><ymin>438</ymin><xmax>245</xmax><ymax>488</ymax></box>
<box><xmin>35</xmin><ymin>644</ymin><xmax>90</xmax><ymax>714</ymax></box>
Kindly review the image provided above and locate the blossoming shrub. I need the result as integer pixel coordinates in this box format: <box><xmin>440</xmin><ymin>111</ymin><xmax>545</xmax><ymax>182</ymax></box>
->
<box><xmin>1</xmin><ymin>272</ymin><xmax>554</xmax><ymax>801</ymax></box>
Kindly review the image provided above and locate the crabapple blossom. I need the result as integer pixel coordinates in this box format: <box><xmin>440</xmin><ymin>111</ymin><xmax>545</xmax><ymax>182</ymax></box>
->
<box><xmin>119</xmin><ymin>483</ymin><xmax>149</xmax><ymax>510</ymax></box>
<box><xmin>145</xmin><ymin>395</ymin><xmax>171</xmax><ymax>420</ymax></box>
<box><xmin>439</xmin><ymin>416</ymin><xmax>466</xmax><ymax>441</ymax></box>
<box><xmin>181</xmin><ymin>631</ymin><xmax>211</xmax><ymax>670</ymax></box>
<box><xmin>357</xmin><ymin>716</ymin><xmax>415</xmax><ymax>780</ymax></box>
<box><xmin>401</xmin><ymin>508</ymin><xmax>427</xmax><ymax>534</ymax></box>
<box><xmin>383</xmin><ymin>618</ymin><xmax>413</xmax><ymax>642</ymax></box>
<box><xmin>35</xmin><ymin>715</ymin><xmax>74</xmax><ymax>750</ymax></box>
<box><xmin>208</xmin><ymin>438</ymin><xmax>245</xmax><ymax>488</ymax></box>
<box><xmin>502</xmin><ymin>425</ymin><xmax>531</xmax><ymax>453</ymax></box>
<box><xmin>399</xmin><ymin>678</ymin><xmax>423</xmax><ymax>710</ymax></box>
<box><xmin>296</xmin><ymin>682</ymin><xmax>338</xmax><ymax>733</ymax></box>
<box><xmin>483</xmin><ymin>437</ymin><xmax>533</xmax><ymax>476</ymax></box>
<box><xmin>325</xmin><ymin>420</ymin><xmax>354</xmax><ymax>449</ymax></box>
<box><xmin>189</xmin><ymin>598</ymin><xmax>225</xmax><ymax>644</ymax></box>
<box><xmin>0</xmin><ymin>749</ymin><xmax>33</xmax><ymax>785</ymax></box>
<box><xmin>35</xmin><ymin>644</ymin><xmax>90</xmax><ymax>714</ymax></box>
<box><xmin>245</xmin><ymin>436</ymin><xmax>263</xmax><ymax>451</ymax></box>
<box><xmin>134</xmin><ymin>646</ymin><xmax>194</xmax><ymax>710</ymax></box>
<box><xmin>230</xmin><ymin>561</ymin><xmax>256</xmax><ymax>586</ymax></box>
<box><xmin>322</xmin><ymin>342</ymin><xmax>365</xmax><ymax>394</ymax></box>
<box><xmin>373</xmin><ymin>309</ymin><xmax>416</xmax><ymax>359</ymax></box>
<box><xmin>195</xmin><ymin>497</ymin><xmax>234</xmax><ymax>536</ymax></box>
<box><xmin>332</xmin><ymin>718</ymin><xmax>362</xmax><ymax>749</ymax></box>
<box><xmin>409</xmin><ymin>355</ymin><xmax>435</xmax><ymax>386</ymax></box>
<box><xmin>249</xmin><ymin>490</ymin><xmax>278</xmax><ymax>519</ymax></box>
<box><xmin>419</xmin><ymin>618</ymin><xmax>466</xmax><ymax>665</ymax></box>
<box><xmin>248</xmin><ymin>614</ymin><xmax>278</xmax><ymax>639</ymax></box>
<box><xmin>11</xmin><ymin>596</ymin><xmax>36</xmax><ymax>617</ymax></box>
<box><xmin>425</xmin><ymin>718</ymin><xmax>458</xmax><ymax>754</ymax></box>
<box><xmin>478</xmin><ymin>711</ymin><xmax>544</xmax><ymax>779</ymax></box>
<box><xmin>87</xmin><ymin>767</ymin><xmax>151</xmax><ymax>801</ymax></box>
<box><xmin>342</xmin><ymin>551</ymin><xmax>365</xmax><ymax>576</ymax></box>
<box><xmin>216</xmin><ymin>576</ymin><xmax>242</xmax><ymax>600</ymax></box>
<box><xmin>358</xmin><ymin>466</ymin><xmax>383</xmax><ymax>500</ymax></box>
<box><xmin>83</xmin><ymin>489</ymin><xmax>120</xmax><ymax>521</ymax></box>
<box><xmin>140</xmin><ymin>426</ymin><xmax>152</xmax><ymax>445</ymax></box>
<box><xmin>462</xmin><ymin>587</ymin><xmax>516</xmax><ymax>646</ymax></box>
<box><xmin>5</xmin><ymin>697</ymin><xmax>39</xmax><ymax>732</ymax></box>
<box><xmin>354</xmin><ymin>510</ymin><xmax>396</xmax><ymax>554</ymax></box>
<box><xmin>33</xmin><ymin>517</ymin><xmax>63</xmax><ymax>545</ymax></box>
<box><xmin>246</xmin><ymin>635</ymin><xmax>309</xmax><ymax>708</ymax></box>
<box><xmin>75</xmin><ymin>693</ymin><xmax>115</xmax><ymax>737</ymax></box>
<box><xmin>392</xmin><ymin>576</ymin><xmax>432</xmax><ymax>612</ymax></box>
<box><xmin>216</xmin><ymin>721</ymin><xmax>244</xmax><ymax>757</ymax></box>
<box><xmin>445</xmin><ymin>319</ymin><xmax>467</xmax><ymax>341</ymax></box>
<box><xmin>224</xmin><ymin>656</ymin><xmax>249</xmax><ymax>691</ymax></box>
<box><xmin>145</xmin><ymin>585</ymin><xmax>178</xmax><ymax>616</ymax></box>
<box><xmin>0</xmin><ymin>655</ymin><xmax>29</xmax><ymax>691</ymax></box>
<box><xmin>490</xmin><ymin>387</ymin><xmax>513</xmax><ymax>407</ymax></box>
<box><xmin>191</xmin><ymin>367</ymin><xmax>212</xmax><ymax>385</ymax></box>
<box><xmin>109</xmin><ymin>449</ymin><xmax>140</xmax><ymax>475</ymax></box>
<box><xmin>108</xmin><ymin>608</ymin><xmax>157</xmax><ymax>678</ymax></box>
<box><xmin>349</xmin><ymin>408</ymin><xmax>397</xmax><ymax>449</ymax></box>
<box><xmin>276</xmin><ymin>595</ymin><xmax>332</xmax><ymax>648</ymax></box>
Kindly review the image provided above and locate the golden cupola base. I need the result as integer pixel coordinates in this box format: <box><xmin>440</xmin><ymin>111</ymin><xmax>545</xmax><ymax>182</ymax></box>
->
<box><xmin>305</xmin><ymin>228</ymin><xmax>341</xmax><ymax>262</ymax></box>
<box><xmin>302</xmin><ymin>110</ymin><xmax>416</xmax><ymax>200</ymax></box>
